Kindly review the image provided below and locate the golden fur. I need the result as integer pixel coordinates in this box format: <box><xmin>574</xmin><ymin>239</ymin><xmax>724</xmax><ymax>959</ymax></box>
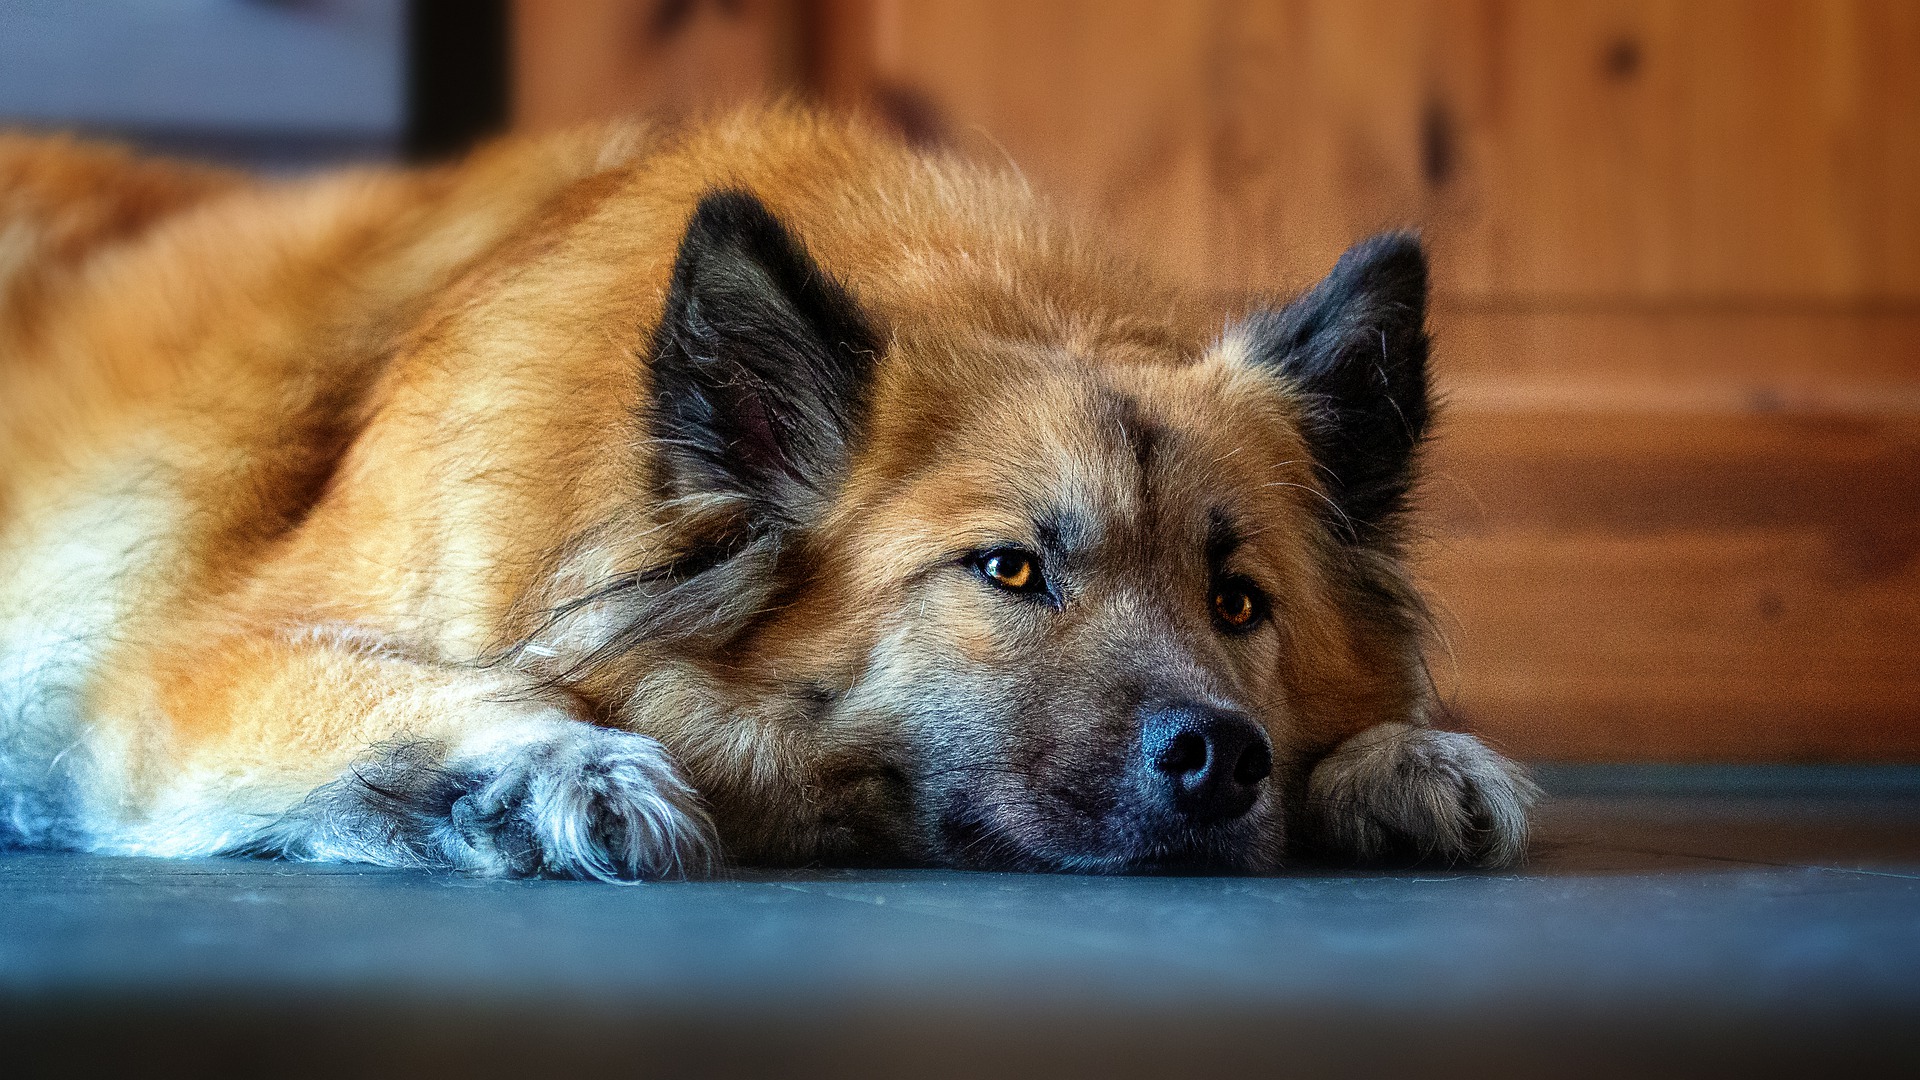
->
<box><xmin>0</xmin><ymin>108</ymin><xmax>1533</xmax><ymax>877</ymax></box>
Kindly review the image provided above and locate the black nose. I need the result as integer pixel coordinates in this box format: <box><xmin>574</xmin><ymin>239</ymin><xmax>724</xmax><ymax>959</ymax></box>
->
<box><xmin>1139</xmin><ymin>703</ymin><xmax>1272</xmax><ymax>824</ymax></box>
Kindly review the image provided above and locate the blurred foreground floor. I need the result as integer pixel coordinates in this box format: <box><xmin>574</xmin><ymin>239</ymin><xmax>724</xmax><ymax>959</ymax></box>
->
<box><xmin>4</xmin><ymin>767</ymin><xmax>1919</xmax><ymax>1078</ymax></box>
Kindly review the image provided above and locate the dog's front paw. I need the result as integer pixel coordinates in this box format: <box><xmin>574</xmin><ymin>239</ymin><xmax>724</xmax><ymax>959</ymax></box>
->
<box><xmin>1301</xmin><ymin>723</ymin><xmax>1538</xmax><ymax>868</ymax></box>
<box><xmin>449</xmin><ymin>724</ymin><xmax>718</xmax><ymax>881</ymax></box>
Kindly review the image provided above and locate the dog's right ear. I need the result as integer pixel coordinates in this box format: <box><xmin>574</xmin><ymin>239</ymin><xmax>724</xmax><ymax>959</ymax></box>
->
<box><xmin>647</xmin><ymin>189</ymin><xmax>880</xmax><ymax>531</ymax></box>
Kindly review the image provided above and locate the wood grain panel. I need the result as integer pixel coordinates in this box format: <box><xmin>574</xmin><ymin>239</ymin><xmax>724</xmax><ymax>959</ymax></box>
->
<box><xmin>1429</xmin><ymin>306</ymin><xmax>1920</xmax><ymax>413</ymax></box>
<box><xmin>825</xmin><ymin>0</ymin><xmax>1224</xmax><ymax>280</ymax></box>
<box><xmin>1420</xmin><ymin>409</ymin><xmax>1920</xmax><ymax>761</ymax></box>
<box><xmin>513</xmin><ymin>0</ymin><xmax>801</xmax><ymax>132</ymax></box>
<box><xmin>514</xmin><ymin>2</ymin><xmax>1920</xmax><ymax>299</ymax></box>
<box><xmin>1426</xmin><ymin>0</ymin><xmax>1920</xmax><ymax>302</ymax></box>
<box><xmin>834</xmin><ymin>0</ymin><xmax>1920</xmax><ymax>300</ymax></box>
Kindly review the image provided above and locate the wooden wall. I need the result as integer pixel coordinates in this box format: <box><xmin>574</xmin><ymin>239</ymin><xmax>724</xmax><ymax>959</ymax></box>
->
<box><xmin>513</xmin><ymin>0</ymin><xmax>1920</xmax><ymax>762</ymax></box>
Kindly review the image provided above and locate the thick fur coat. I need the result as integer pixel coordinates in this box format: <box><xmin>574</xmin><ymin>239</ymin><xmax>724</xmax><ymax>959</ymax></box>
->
<box><xmin>0</xmin><ymin>109</ymin><xmax>1533</xmax><ymax>878</ymax></box>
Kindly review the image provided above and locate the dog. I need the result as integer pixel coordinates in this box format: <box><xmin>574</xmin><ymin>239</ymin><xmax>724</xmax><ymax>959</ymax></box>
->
<box><xmin>0</xmin><ymin>108</ymin><xmax>1534</xmax><ymax>879</ymax></box>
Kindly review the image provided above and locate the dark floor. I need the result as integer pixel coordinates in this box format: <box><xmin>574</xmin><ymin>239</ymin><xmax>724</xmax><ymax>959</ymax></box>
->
<box><xmin>5</xmin><ymin>767</ymin><xmax>1920</xmax><ymax>1078</ymax></box>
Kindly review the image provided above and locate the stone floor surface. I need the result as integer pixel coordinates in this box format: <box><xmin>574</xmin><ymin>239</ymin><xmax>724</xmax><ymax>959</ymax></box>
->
<box><xmin>3</xmin><ymin>766</ymin><xmax>1918</xmax><ymax>1077</ymax></box>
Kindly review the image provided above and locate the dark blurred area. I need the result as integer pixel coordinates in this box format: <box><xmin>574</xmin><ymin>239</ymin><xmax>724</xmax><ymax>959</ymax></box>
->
<box><xmin>0</xmin><ymin>0</ymin><xmax>505</xmax><ymax>168</ymax></box>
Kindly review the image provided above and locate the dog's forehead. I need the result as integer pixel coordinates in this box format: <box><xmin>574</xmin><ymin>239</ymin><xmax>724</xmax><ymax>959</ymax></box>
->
<box><xmin>961</xmin><ymin>352</ymin><xmax>1296</xmax><ymax>547</ymax></box>
<box><xmin>847</xmin><ymin>335</ymin><xmax>1314</xmax><ymax>578</ymax></box>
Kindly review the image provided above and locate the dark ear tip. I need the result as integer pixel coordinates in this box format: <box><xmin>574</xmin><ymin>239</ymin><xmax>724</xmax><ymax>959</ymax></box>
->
<box><xmin>1332</xmin><ymin>231</ymin><xmax>1427</xmax><ymax>298</ymax></box>
<box><xmin>686</xmin><ymin>188</ymin><xmax>782</xmax><ymax>246</ymax></box>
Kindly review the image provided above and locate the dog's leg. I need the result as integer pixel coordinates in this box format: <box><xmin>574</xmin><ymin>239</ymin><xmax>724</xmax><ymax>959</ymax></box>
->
<box><xmin>1299</xmin><ymin>723</ymin><xmax>1538</xmax><ymax>868</ymax></box>
<box><xmin>94</xmin><ymin>630</ymin><xmax>717</xmax><ymax>880</ymax></box>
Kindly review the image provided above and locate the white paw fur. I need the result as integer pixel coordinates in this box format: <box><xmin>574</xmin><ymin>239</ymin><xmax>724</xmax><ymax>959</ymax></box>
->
<box><xmin>1305</xmin><ymin>722</ymin><xmax>1538</xmax><ymax>868</ymax></box>
<box><xmin>446</xmin><ymin>722</ymin><xmax>719</xmax><ymax>881</ymax></box>
<box><xmin>242</xmin><ymin>715</ymin><xmax>719</xmax><ymax>882</ymax></box>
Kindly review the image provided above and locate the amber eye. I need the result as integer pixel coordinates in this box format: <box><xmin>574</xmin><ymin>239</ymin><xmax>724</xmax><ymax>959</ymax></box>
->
<box><xmin>1212</xmin><ymin>577</ymin><xmax>1264</xmax><ymax>631</ymax></box>
<box><xmin>977</xmin><ymin>548</ymin><xmax>1044</xmax><ymax>593</ymax></box>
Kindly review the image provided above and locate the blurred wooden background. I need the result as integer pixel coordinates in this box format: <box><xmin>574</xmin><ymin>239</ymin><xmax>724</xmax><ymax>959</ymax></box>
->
<box><xmin>513</xmin><ymin>0</ymin><xmax>1920</xmax><ymax>762</ymax></box>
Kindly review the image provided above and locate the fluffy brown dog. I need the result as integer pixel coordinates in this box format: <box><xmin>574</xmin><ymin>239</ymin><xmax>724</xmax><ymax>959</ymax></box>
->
<box><xmin>0</xmin><ymin>109</ymin><xmax>1533</xmax><ymax>879</ymax></box>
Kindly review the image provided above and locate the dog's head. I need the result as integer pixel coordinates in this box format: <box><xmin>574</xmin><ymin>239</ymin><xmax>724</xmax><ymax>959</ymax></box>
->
<box><xmin>613</xmin><ymin>188</ymin><xmax>1432</xmax><ymax>872</ymax></box>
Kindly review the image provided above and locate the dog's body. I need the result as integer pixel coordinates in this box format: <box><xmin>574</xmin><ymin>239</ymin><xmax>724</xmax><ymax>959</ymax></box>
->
<box><xmin>0</xmin><ymin>110</ymin><xmax>1532</xmax><ymax>878</ymax></box>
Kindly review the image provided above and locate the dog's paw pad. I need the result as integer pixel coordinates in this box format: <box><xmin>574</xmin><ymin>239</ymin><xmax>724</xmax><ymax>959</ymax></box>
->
<box><xmin>1304</xmin><ymin>723</ymin><xmax>1538</xmax><ymax>868</ymax></box>
<box><xmin>450</xmin><ymin>725</ymin><xmax>717</xmax><ymax>881</ymax></box>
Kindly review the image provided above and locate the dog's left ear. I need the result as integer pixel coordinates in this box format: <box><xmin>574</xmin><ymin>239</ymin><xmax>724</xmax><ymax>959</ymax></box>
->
<box><xmin>1233</xmin><ymin>233</ymin><xmax>1431</xmax><ymax>544</ymax></box>
<box><xmin>648</xmin><ymin>189</ymin><xmax>880</xmax><ymax>530</ymax></box>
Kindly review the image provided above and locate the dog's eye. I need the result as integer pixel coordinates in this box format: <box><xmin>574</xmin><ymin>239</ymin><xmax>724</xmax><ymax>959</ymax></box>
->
<box><xmin>977</xmin><ymin>548</ymin><xmax>1044</xmax><ymax>594</ymax></box>
<box><xmin>1212</xmin><ymin>577</ymin><xmax>1265</xmax><ymax>632</ymax></box>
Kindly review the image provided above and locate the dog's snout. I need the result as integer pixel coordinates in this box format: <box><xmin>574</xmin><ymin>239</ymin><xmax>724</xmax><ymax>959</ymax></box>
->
<box><xmin>1140</xmin><ymin>703</ymin><xmax>1271</xmax><ymax>824</ymax></box>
